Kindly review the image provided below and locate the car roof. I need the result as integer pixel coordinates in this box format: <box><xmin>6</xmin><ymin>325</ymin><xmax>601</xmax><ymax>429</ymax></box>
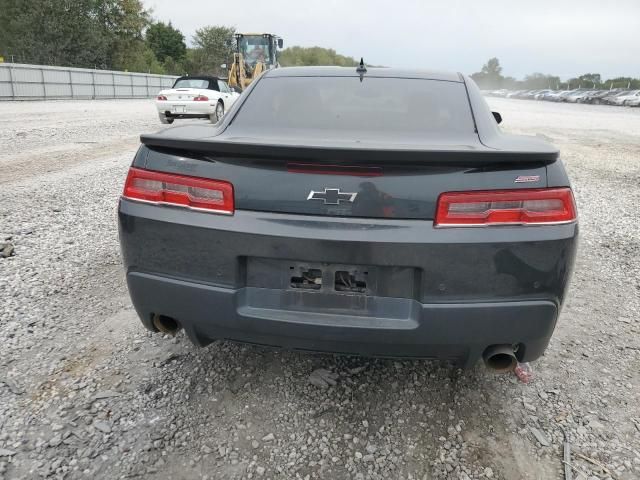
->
<box><xmin>175</xmin><ymin>76</ymin><xmax>226</xmax><ymax>82</ymax></box>
<box><xmin>266</xmin><ymin>66</ymin><xmax>462</xmax><ymax>82</ymax></box>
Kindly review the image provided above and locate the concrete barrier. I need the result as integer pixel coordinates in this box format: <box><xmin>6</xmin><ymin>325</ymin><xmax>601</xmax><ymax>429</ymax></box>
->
<box><xmin>0</xmin><ymin>63</ymin><xmax>177</xmax><ymax>100</ymax></box>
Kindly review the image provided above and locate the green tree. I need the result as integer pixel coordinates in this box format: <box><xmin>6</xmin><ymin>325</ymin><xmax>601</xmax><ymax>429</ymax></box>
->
<box><xmin>577</xmin><ymin>73</ymin><xmax>601</xmax><ymax>87</ymax></box>
<box><xmin>482</xmin><ymin>57</ymin><xmax>503</xmax><ymax>77</ymax></box>
<box><xmin>563</xmin><ymin>73</ymin><xmax>603</xmax><ymax>89</ymax></box>
<box><xmin>502</xmin><ymin>76</ymin><xmax>519</xmax><ymax>89</ymax></box>
<box><xmin>116</xmin><ymin>45</ymin><xmax>165</xmax><ymax>74</ymax></box>
<box><xmin>0</xmin><ymin>0</ymin><xmax>109</xmax><ymax>67</ymax></box>
<box><xmin>522</xmin><ymin>73</ymin><xmax>561</xmax><ymax>89</ymax></box>
<box><xmin>602</xmin><ymin>77</ymin><xmax>640</xmax><ymax>89</ymax></box>
<box><xmin>0</xmin><ymin>0</ymin><xmax>155</xmax><ymax>72</ymax></box>
<box><xmin>146</xmin><ymin>21</ymin><xmax>186</xmax><ymax>63</ymax></box>
<box><xmin>188</xmin><ymin>25</ymin><xmax>236</xmax><ymax>75</ymax></box>
<box><xmin>471</xmin><ymin>57</ymin><xmax>504</xmax><ymax>89</ymax></box>
<box><xmin>279</xmin><ymin>46</ymin><xmax>358</xmax><ymax>67</ymax></box>
<box><xmin>97</xmin><ymin>0</ymin><xmax>152</xmax><ymax>71</ymax></box>
<box><xmin>162</xmin><ymin>56</ymin><xmax>185</xmax><ymax>76</ymax></box>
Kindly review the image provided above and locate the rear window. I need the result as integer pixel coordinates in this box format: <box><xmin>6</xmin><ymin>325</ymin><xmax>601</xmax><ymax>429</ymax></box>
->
<box><xmin>233</xmin><ymin>77</ymin><xmax>475</xmax><ymax>138</ymax></box>
<box><xmin>173</xmin><ymin>78</ymin><xmax>214</xmax><ymax>90</ymax></box>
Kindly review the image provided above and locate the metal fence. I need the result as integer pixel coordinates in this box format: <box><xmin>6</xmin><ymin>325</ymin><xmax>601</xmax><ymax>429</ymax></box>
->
<box><xmin>0</xmin><ymin>63</ymin><xmax>177</xmax><ymax>100</ymax></box>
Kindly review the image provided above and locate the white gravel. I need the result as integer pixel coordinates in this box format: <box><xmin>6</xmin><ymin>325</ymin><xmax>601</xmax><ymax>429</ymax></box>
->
<box><xmin>0</xmin><ymin>98</ymin><xmax>639</xmax><ymax>479</ymax></box>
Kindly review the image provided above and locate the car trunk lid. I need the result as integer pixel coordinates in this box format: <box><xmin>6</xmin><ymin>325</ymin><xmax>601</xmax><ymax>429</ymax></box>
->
<box><xmin>141</xmin><ymin>142</ymin><xmax>550</xmax><ymax>221</ymax></box>
<box><xmin>163</xmin><ymin>88</ymin><xmax>201</xmax><ymax>101</ymax></box>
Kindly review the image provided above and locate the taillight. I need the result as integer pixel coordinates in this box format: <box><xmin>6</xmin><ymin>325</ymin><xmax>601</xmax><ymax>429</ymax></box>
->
<box><xmin>157</xmin><ymin>95</ymin><xmax>167</xmax><ymax>101</ymax></box>
<box><xmin>193</xmin><ymin>95</ymin><xmax>209</xmax><ymax>101</ymax></box>
<box><xmin>122</xmin><ymin>168</ymin><xmax>234</xmax><ymax>215</ymax></box>
<box><xmin>435</xmin><ymin>188</ymin><xmax>576</xmax><ymax>227</ymax></box>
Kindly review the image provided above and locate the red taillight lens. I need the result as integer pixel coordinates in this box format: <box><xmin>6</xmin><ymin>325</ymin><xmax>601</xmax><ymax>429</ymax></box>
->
<box><xmin>435</xmin><ymin>188</ymin><xmax>576</xmax><ymax>227</ymax></box>
<box><xmin>193</xmin><ymin>95</ymin><xmax>209</xmax><ymax>101</ymax></box>
<box><xmin>157</xmin><ymin>95</ymin><xmax>167</xmax><ymax>101</ymax></box>
<box><xmin>122</xmin><ymin>168</ymin><xmax>234</xmax><ymax>214</ymax></box>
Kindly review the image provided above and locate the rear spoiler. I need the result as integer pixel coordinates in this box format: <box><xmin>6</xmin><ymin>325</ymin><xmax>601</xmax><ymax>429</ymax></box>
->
<box><xmin>140</xmin><ymin>134</ymin><xmax>559</xmax><ymax>166</ymax></box>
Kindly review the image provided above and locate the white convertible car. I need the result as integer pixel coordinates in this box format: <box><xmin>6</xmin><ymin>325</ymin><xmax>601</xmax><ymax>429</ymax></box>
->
<box><xmin>155</xmin><ymin>76</ymin><xmax>240</xmax><ymax>124</ymax></box>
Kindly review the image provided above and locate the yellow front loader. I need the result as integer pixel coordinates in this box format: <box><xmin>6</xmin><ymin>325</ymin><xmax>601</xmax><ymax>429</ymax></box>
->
<box><xmin>228</xmin><ymin>33</ymin><xmax>283</xmax><ymax>92</ymax></box>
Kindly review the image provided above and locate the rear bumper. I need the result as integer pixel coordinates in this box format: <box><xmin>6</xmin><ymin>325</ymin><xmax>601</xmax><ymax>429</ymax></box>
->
<box><xmin>127</xmin><ymin>271</ymin><xmax>557</xmax><ymax>367</ymax></box>
<box><xmin>119</xmin><ymin>199</ymin><xmax>578</xmax><ymax>366</ymax></box>
<box><xmin>156</xmin><ymin>100</ymin><xmax>215</xmax><ymax>116</ymax></box>
<box><xmin>161</xmin><ymin>113</ymin><xmax>210</xmax><ymax>120</ymax></box>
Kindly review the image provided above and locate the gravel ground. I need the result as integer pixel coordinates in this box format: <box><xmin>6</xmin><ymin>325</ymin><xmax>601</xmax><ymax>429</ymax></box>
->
<box><xmin>0</xmin><ymin>98</ymin><xmax>639</xmax><ymax>480</ymax></box>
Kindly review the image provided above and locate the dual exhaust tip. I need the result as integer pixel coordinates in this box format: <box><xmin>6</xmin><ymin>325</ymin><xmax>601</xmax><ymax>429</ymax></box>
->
<box><xmin>151</xmin><ymin>314</ymin><xmax>518</xmax><ymax>373</ymax></box>
<box><xmin>483</xmin><ymin>344</ymin><xmax>518</xmax><ymax>372</ymax></box>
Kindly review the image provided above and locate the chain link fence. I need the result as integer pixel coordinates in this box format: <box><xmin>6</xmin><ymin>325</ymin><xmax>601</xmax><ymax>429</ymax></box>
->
<box><xmin>0</xmin><ymin>63</ymin><xmax>177</xmax><ymax>100</ymax></box>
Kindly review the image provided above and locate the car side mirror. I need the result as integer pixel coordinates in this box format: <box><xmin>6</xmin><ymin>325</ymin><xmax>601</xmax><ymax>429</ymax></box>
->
<box><xmin>492</xmin><ymin>111</ymin><xmax>502</xmax><ymax>124</ymax></box>
<box><xmin>277</xmin><ymin>38</ymin><xmax>284</xmax><ymax>49</ymax></box>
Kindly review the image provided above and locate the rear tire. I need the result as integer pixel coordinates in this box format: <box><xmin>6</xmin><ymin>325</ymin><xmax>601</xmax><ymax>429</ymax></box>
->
<box><xmin>211</xmin><ymin>101</ymin><xmax>224</xmax><ymax>123</ymax></box>
<box><xmin>159</xmin><ymin>113</ymin><xmax>174</xmax><ymax>125</ymax></box>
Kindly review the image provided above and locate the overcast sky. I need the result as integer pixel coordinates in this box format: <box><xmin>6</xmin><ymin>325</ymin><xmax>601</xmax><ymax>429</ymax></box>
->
<box><xmin>143</xmin><ymin>0</ymin><xmax>640</xmax><ymax>80</ymax></box>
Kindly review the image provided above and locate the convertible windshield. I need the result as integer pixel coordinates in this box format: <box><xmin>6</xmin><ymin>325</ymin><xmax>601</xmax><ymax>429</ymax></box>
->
<box><xmin>172</xmin><ymin>78</ymin><xmax>210</xmax><ymax>89</ymax></box>
<box><xmin>234</xmin><ymin>77</ymin><xmax>475</xmax><ymax>139</ymax></box>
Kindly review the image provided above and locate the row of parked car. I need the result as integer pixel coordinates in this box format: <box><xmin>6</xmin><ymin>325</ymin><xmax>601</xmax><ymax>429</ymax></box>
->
<box><xmin>486</xmin><ymin>88</ymin><xmax>640</xmax><ymax>106</ymax></box>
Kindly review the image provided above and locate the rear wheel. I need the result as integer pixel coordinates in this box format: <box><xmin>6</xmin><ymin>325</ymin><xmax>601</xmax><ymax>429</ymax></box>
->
<box><xmin>159</xmin><ymin>113</ymin><xmax>174</xmax><ymax>125</ymax></box>
<box><xmin>211</xmin><ymin>101</ymin><xmax>224</xmax><ymax>123</ymax></box>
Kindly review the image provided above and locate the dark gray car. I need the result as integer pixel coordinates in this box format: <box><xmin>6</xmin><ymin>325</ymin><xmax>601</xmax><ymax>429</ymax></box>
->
<box><xmin>118</xmin><ymin>66</ymin><xmax>578</xmax><ymax>371</ymax></box>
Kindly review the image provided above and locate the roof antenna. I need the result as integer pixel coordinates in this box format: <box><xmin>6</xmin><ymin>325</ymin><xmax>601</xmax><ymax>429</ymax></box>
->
<box><xmin>356</xmin><ymin>57</ymin><xmax>367</xmax><ymax>82</ymax></box>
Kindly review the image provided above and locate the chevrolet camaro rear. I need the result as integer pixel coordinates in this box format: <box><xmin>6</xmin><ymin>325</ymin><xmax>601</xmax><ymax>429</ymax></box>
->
<box><xmin>118</xmin><ymin>67</ymin><xmax>578</xmax><ymax>369</ymax></box>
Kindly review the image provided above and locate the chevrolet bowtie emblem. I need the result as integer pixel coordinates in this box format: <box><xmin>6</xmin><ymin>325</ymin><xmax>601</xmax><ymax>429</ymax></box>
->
<box><xmin>307</xmin><ymin>188</ymin><xmax>357</xmax><ymax>205</ymax></box>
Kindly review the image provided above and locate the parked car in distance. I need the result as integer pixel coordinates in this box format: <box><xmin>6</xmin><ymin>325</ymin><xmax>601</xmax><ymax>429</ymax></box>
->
<box><xmin>485</xmin><ymin>87</ymin><xmax>640</xmax><ymax>107</ymax></box>
<box><xmin>550</xmin><ymin>90</ymin><xmax>579</xmax><ymax>102</ymax></box>
<box><xmin>119</xmin><ymin>66</ymin><xmax>578</xmax><ymax>371</ymax></box>
<box><xmin>608</xmin><ymin>90</ymin><xmax>640</xmax><ymax>106</ymax></box>
<box><xmin>506</xmin><ymin>89</ymin><xmax>527</xmax><ymax>98</ymax></box>
<box><xmin>488</xmin><ymin>89</ymin><xmax>509</xmax><ymax>97</ymax></box>
<box><xmin>564</xmin><ymin>90</ymin><xmax>597</xmax><ymax>103</ymax></box>
<box><xmin>533</xmin><ymin>89</ymin><xmax>555</xmax><ymax>100</ymax></box>
<box><xmin>520</xmin><ymin>90</ymin><xmax>541</xmax><ymax>99</ymax></box>
<box><xmin>583</xmin><ymin>89</ymin><xmax>624</xmax><ymax>104</ymax></box>
<box><xmin>573</xmin><ymin>90</ymin><xmax>607</xmax><ymax>103</ymax></box>
<box><xmin>626</xmin><ymin>94</ymin><xmax>640</xmax><ymax>107</ymax></box>
<box><xmin>514</xmin><ymin>90</ymin><xmax>540</xmax><ymax>99</ymax></box>
<box><xmin>155</xmin><ymin>76</ymin><xmax>240</xmax><ymax>124</ymax></box>
<box><xmin>601</xmin><ymin>90</ymin><xmax>634</xmax><ymax>105</ymax></box>
<box><xmin>536</xmin><ymin>90</ymin><xmax>561</xmax><ymax>101</ymax></box>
